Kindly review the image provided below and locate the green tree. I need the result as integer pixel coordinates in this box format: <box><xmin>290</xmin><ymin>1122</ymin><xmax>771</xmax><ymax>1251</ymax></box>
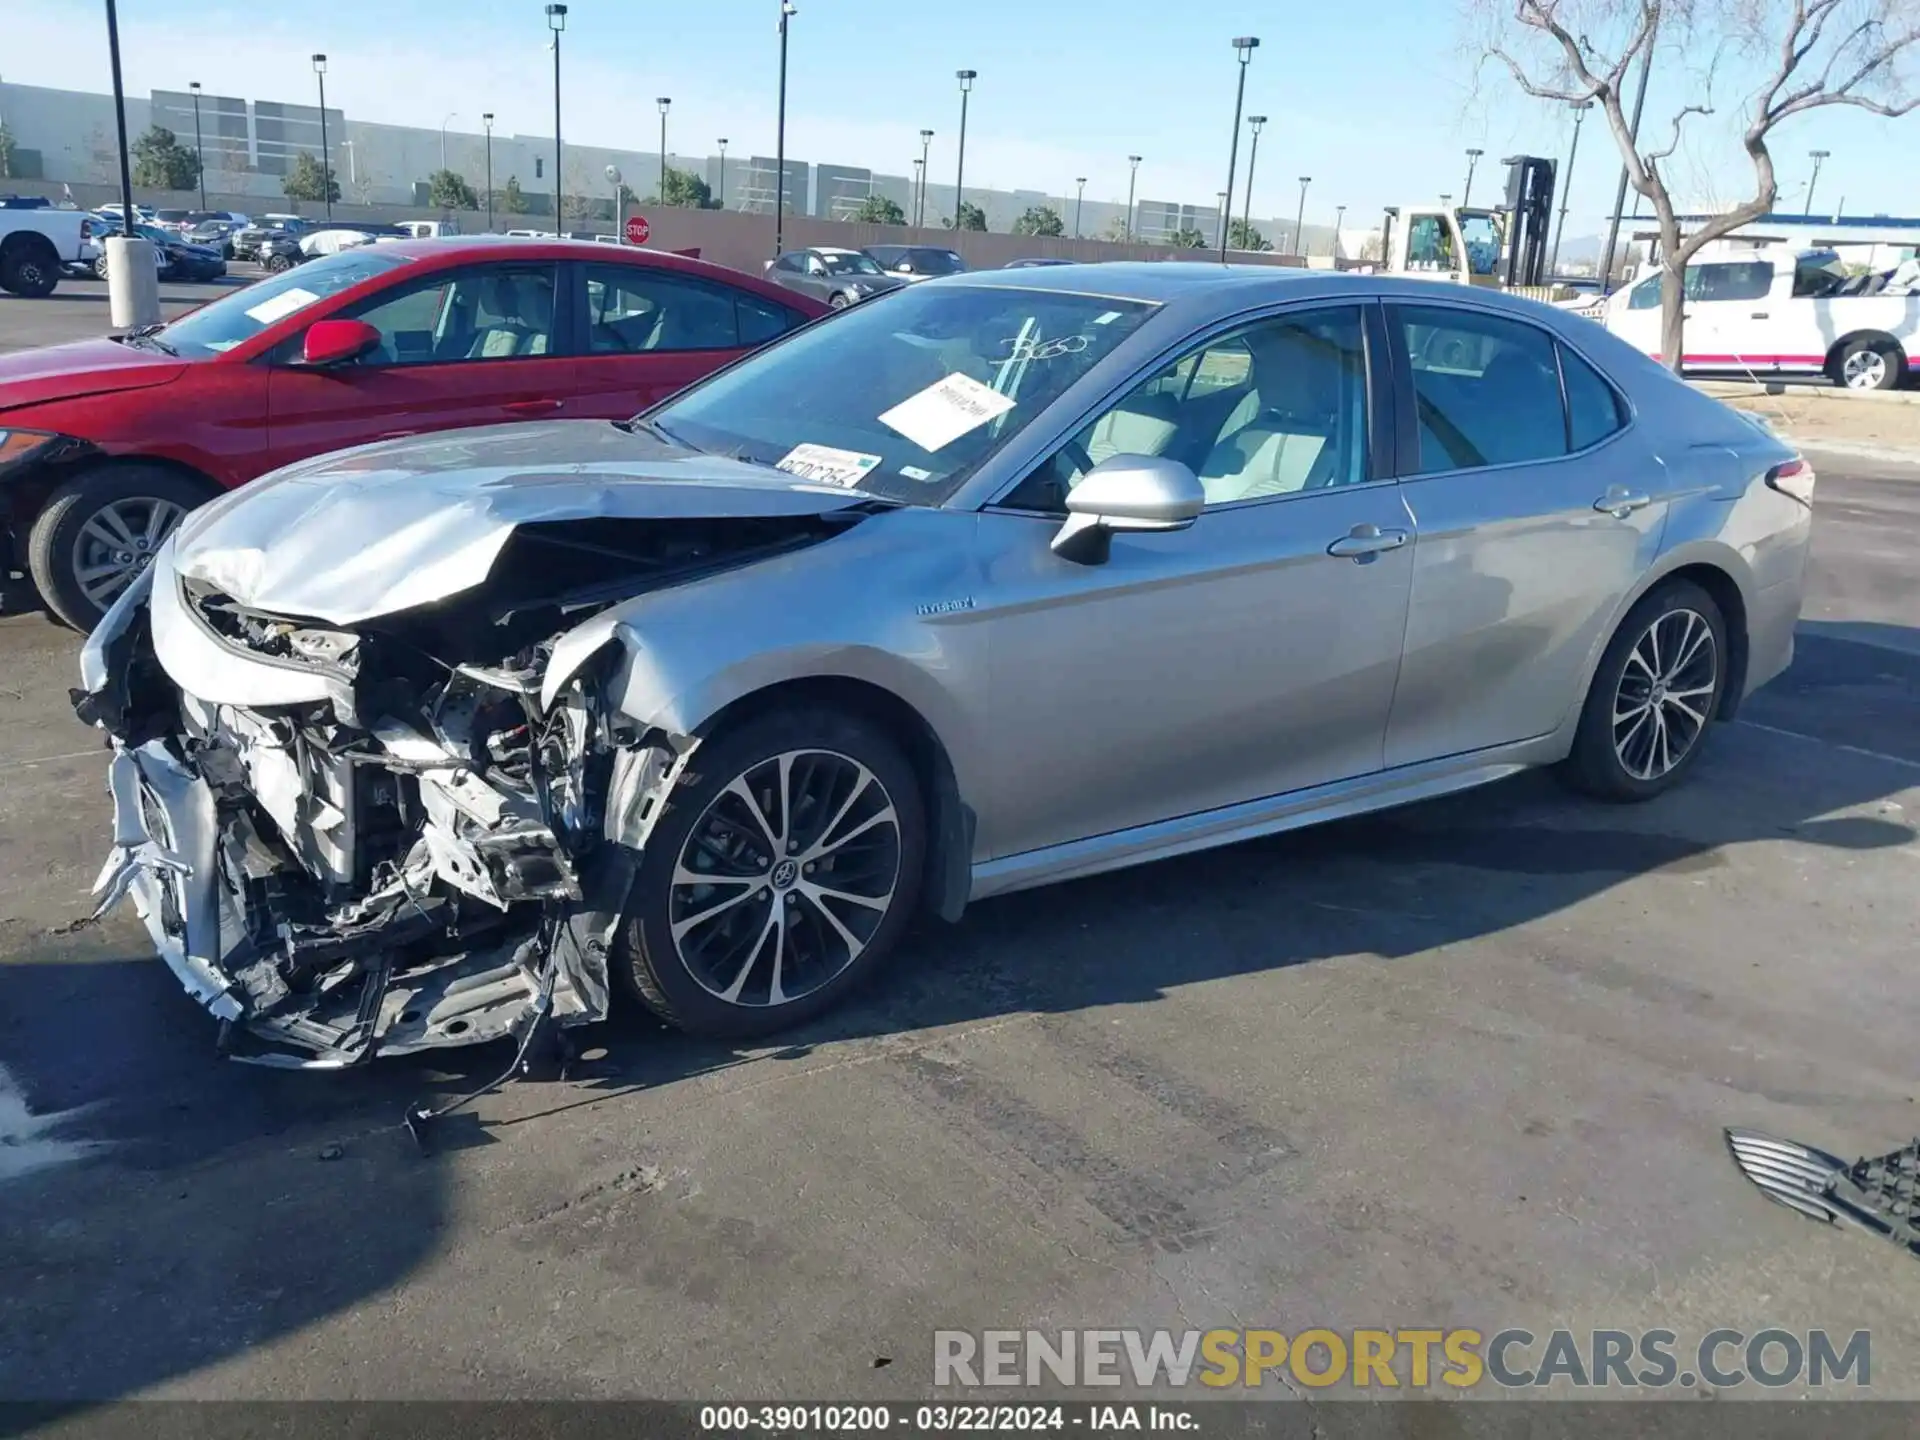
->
<box><xmin>1100</xmin><ymin>215</ymin><xmax>1131</xmax><ymax>242</ymax></box>
<box><xmin>1166</xmin><ymin>226</ymin><xmax>1207</xmax><ymax>249</ymax></box>
<box><xmin>131</xmin><ymin>124</ymin><xmax>201</xmax><ymax>190</ymax></box>
<box><xmin>501</xmin><ymin>175</ymin><xmax>530</xmax><ymax>214</ymax></box>
<box><xmin>1227</xmin><ymin>218</ymin><xmax>1271</xmax><ymax>252</ymax></box>
<box><xmin>1012</xmin><ymin>204</ymin><xmax>1064</xmax><ymax>237</ymax></box>
<box><xmin>851</xmin><ymin>193</ymin><xmax>906</xmax><ymax>224</ymax></box>
<box><xmin>944</xmin><ymin>200</ymin><xmax>987</xmax><ymax>231</ymax></box>
<box><xmin>282</xmin><ymin>150</ymin><xmax>340</xmax><ymax>204</ymax></box>
<box><xmin>0</xmin><ymin>122</ymin><xmax>17</xmax><ymax>180</ymax></box>
<box><xmin>427</xmin><ymin>168</ymin><xmax>479</xmax><ymax>210</ymax></box>
<box><xmin>651</xmin><ymin>165</ymin><xmax>713</xmax><ymax>209</ymax></box>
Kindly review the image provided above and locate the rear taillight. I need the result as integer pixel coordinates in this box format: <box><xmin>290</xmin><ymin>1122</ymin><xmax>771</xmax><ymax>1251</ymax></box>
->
<box><xmin>1766</xmin><ymin>457</ymin><xmax>1815</xmax><ymax>506</ymax></box>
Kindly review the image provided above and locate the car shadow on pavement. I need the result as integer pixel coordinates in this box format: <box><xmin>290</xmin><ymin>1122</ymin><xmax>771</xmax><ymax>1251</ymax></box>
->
<box><xmin>0</xmin><ymin>626</ymin><xmax>1914</xmax><ymax>1403</ymax></box>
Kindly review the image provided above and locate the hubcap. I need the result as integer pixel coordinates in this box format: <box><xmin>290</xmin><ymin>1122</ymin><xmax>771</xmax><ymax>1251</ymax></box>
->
<box><xmin>71</xmin><ymin>497</ymin><xmax>188</xmax><ymax>610</ymax></box>
<box><xmin>670</xmin><ymin>749</ymin><xmax>901</xmax><ymax>1008</ymax></box>
<box><xmin>1613</xmin><ymin>607</ymin><xmax>1717</xmax><ymax>782</ymax></box>
<box><xmin>1844</xmin><ymin>349</ymin><xmax>1887</xmax><ymax>389</ymax></box>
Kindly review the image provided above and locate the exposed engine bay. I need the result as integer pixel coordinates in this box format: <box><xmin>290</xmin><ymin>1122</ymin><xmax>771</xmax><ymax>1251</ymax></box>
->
<box><xmin>76</xmin><ymin>510</ymin><xmax>863</xmax><ymax>1070</ymax></box>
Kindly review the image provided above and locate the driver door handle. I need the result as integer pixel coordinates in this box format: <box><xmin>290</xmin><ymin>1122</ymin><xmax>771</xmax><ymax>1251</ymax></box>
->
<box><xmin>1327</xmin><ymin>524</ymin><xmax>1410</xmax><ymax>560</ymax></box>
<box><xmin>1594</xmin><ymin>487</ymin><xmax>1653</xmax><ymax>517</ymax></box>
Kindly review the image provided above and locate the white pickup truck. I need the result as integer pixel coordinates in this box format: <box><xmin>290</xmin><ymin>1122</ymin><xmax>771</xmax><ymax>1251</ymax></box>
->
<box><xmin>1600</xmin><ymin>247</ymin><xmax>1919</xmax><ymax>390</ymax></box>
<box><xmin>0</xmin><ymin>204</ymin><xmax>97</xmax><ymax>297</ymax></box>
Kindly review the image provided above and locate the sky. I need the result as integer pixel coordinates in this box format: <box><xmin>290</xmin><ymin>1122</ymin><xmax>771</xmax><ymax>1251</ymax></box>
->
<box><xmin>10</xmin><ymin>0</ymin><xmax>1919</xmax><ymax>239</ymax></box>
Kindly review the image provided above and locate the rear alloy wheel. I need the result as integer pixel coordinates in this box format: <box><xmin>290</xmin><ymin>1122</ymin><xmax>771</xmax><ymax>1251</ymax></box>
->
<box><xmin>28</xmin><ymin>466</ymin><xmax>211</xmax><ymax>630</ymax></box>
<box><xmin>828</xmin><ymin>291</ymin><xmax>852</xmax><ymax>310</ymax></box>
<box><xmin>1836</xmin><ymin>335</ymin><xmax>1905</xmax><ymax>391</ymax></box>
<box><xmin>619</xmin><ymin>709</ymin><xmax>925</xmax><ymax>1038</ymax></box>
<box><xmin>1561</xmin><ymin>580</ymin><xmax>1728</xmax><ymax>802</ymax></box>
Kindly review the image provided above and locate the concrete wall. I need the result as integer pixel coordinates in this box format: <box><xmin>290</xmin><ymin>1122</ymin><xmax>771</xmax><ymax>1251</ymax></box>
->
<box><xmin>0</xmin><ymin>175</ymin><xmax>1315</xmax><ymax>277</ymax></box>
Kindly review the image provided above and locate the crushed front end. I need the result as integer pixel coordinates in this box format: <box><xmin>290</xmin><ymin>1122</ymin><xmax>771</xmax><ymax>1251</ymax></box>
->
<box><xmin>69</xmin><ymin>506</ymin><xmax>854</xmax><ymax>1068</ymax></box>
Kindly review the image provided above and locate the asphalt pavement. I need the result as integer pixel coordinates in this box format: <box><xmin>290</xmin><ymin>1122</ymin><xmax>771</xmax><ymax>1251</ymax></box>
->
<box><xmin>1</xmin><ymin>290</ymin><xmax>1919</xmax><ymax>1406</ymax></box>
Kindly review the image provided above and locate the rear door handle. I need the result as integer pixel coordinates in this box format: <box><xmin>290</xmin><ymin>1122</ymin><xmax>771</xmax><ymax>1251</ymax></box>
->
<box><xmin>1594</xmin><ymin>488</ymin><xmax>1653</xmax><ymax>517</ymax></box>
<box><xmin>1327</xmin><ymin>524</ymin><xmax>1410</xmax><ymax>560</ymax></box>
<box><xmin>503</xmin><ymin>398</ymin><xmax>563</xmax><ymax>417</ymax></box>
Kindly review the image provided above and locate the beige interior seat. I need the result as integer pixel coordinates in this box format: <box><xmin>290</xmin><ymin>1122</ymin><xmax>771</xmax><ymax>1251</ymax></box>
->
<box><xmin>1198</xmin><ymin>328</ymin><xmax>1345</xmax><ymax>503</ymax></box>
<box><xmin>1086</xmin><ymin>391</ymin><xmax>1182</xmax><ymax>466</ymax></box>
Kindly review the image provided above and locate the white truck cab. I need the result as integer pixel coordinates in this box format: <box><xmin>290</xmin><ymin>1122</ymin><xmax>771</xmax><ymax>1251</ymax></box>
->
<box><xmin>1601</xmin><ymin>245</ymin><xmax>1919</xmax><ymax>389</ymax></box>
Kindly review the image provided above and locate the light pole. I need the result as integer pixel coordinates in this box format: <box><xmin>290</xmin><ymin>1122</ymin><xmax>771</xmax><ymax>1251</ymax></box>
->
<box><xmin>1600</xmin><ymin>31</ymin><xmax>1654</xmax><ymax>291</ymax></box>
<box><xmin>917</xmin><ymin>128</ymin><xmax>933</xmax><ymax>227</ymax></box>
<box><xmin>440</xmin><ymin>111</ymin><xmax>459</xmax><ymax>173</ymax></box>
<box><xmin>1805</xmin><ymin>149</ymin><xmax>1831</xmax><ymax>217</ymax></box>
<box><xmin>546</xmin><ymin>4</ymin><xmax>566</xmax><ymax>233</ymax></box>
<box><xmin>1074</xmin><ymin>176</ymin><xmax>1086</xmax><ymax>238</ymax></box>
<box><xmin>911</xmin><ymin>158</ymin><xmax>924</xmax><ymax>227</ymax></box>
<box><xmin>1219</xmin><ymin>36</ymin><xmax>1259</xmax><ymax>263</ymax></box>
<box><xmin>1462</xmin><ymin>147</ymin><xmax>1484</xmax><ymax>206</ymax></box>
<box><xmin>1293</xmin><ymin>176</ymin><xmax>1310</xmax><ymax>257</ymax></box>
<box><xmin>1332</xmin><ymin>204</ymin><xmax>1346</xmax><ymax>258</ymax></box>
<box><xmin>482</xmin><ymin>112</ymin><xmax>494</xmax><ymax>230</ymax></box>
<box><xmin>775</xmin><ymin>1</ymin><xmax>795</xmax><ymax>253</ymax></box>
<box><xmin>1125</xmin><ymin>154</ymin><xmax>1141</xmax><ymax>240</ymax></box>
<box><xmin>656</xmin><ymin>97</ymin><xmax>671</xmax><ymax>201</ymax></box>
<box><xmin>1548</xmin><ymin>100</ymin><xmax>1589</xmax><ymax>276</ymax></box>
<box><xmin>189</xmin><ymin>81</ymin><xmax>206</xmax><ymax>209</ymax></box>
<box><xmin>1239</xmin><ymin>113</ymin><xmax>1265</xmax><ymax>255</ymax></box>
<box><xmin>1215</xmin><ymin>191</ymin><xmax>1229</xmax><ymax>251</ymax></box>
<box><xmin>104</xmin><ymin>0</ymin><xmax>157</xmax><ymax>329</ymax></box>
<box><xmin>311</xmin><ymin>53</ymin><xmax>332</xmax><ymax>221</ymax></box>
<box><xmin>717</xmin><ymin>137</ymin><xmax>728</xmax><ymax>208</ymax></box>
<box><xmin>953</xmin><ymin>70</ymin><xmax>977</xmax><ymax>231</ymax></box>
<box><xmin>607</xmin><ymin>163</ymin><xmax>622</xmax><ymax>238</ymax></box>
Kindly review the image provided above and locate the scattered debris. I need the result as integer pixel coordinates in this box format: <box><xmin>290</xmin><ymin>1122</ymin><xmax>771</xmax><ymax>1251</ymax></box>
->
<box><xmin>1725</xmin><ymin>1127</ymin><xmax>1920</xmax><ymax>1257</ymax></box>
<box><xmin>0</xmin><ymin>1062</ymin><xmax>101</xmax><ymax>1183</ymax></box>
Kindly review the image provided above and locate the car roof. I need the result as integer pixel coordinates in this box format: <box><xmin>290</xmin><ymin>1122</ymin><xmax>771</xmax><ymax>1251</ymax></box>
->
<box><xmin>810</xmin><ymin>246</ymin><xmax>864</xmax><ymax>257</ymax></box>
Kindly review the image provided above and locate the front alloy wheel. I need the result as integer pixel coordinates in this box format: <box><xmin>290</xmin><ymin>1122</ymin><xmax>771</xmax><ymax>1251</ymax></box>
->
<box><xmin>620</xmin><ymin>710</ymin><xmax>926</xmax><ymax>1037</ymax></box>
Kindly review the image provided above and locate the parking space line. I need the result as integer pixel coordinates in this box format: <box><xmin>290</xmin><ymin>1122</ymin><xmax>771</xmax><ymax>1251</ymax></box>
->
<box><xmin>1735</xmin><ymin>718</ymin><xmax>1920</xmax><ymax>772</ymax></box>
<box><xmin>16</xmin><ymin>748</ymin><xmax>108</xmax><ymax>767</ymax></box>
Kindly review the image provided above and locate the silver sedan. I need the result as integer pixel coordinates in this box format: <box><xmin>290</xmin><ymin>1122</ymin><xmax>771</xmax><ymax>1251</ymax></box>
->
<box><xmin>75</xmin><ymin>264</ymin><xmax>1813</xmax><ymax>1066</ymax></box>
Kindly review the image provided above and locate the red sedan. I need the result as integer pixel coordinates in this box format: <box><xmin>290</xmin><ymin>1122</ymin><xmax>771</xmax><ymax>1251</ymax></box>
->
<box><xmin>0</xmin><ymin>237</ymin><xmax>827</xmax><ymax>628</ymax></box>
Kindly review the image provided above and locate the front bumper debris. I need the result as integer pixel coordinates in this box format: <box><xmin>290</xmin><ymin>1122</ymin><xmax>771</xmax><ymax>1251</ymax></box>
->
<box><xmin>73</xmin><ymin>547</ymin><xmax>678</xmax><ymax>1070</ymax></box>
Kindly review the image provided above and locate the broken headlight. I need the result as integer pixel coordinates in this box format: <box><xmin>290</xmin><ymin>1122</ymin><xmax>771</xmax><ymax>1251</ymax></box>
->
<box><xmin>287</xmin><ymin>627</ymin><xmax>362</xmax><ymax>675</ymax></box>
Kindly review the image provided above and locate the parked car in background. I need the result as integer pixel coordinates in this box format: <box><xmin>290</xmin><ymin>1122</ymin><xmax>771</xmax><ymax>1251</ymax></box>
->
<box><xmin>0</xmin><ymin>237</ymin><xmax>823</xmax><ymax>627</ymax></box>
<box><xmin>257</xmin><ymin>231</ymin><xmax>306</xmax><ymax>272</ymax></box>
<box><xmin>187</xmin><ymin>218</ymin><xmax>244</xmax><ymax>257</ymax></box>
<box><xmin>232</xmin><ymin>216</ymin><xmax>310</xmax><ymax>262</ymax></box>
<box><xmin>92</xmin><ymin>202</ymin><xmax>154</xmax><ymax>229</ymax></box>
<box><xmin>1</xmin><ymin>204</ymin><xmax>96</xmax><ymax>296</ymax></box>
<box><xmin>149</xmin><ymin>208</ymin><xmax>197</xmax><ymax>236</ymax></box>
<box><xmin>1600</xmin><ymin>246</ymin><xmax>1919</xmax><ymax>390</ymax></box>
<box><xmin>70</xmin><ymin>265</ymin><xmax>1814</xmax><ymax>1064</ymax></box>
<box><xmin>863</xmin><ymin>243</ymin><xmax>969</xmax><ymax>281</ymax></box>
<box><xmin>90</xmin><ymin>222</ymin><xmax>227</xmax><ymax>282</ymax></box>
<box><xmin>0</xmin><ymin>194</ymin><xmax>54</xmax><ymax>209</ymax></box>
<box><xmin>1003</xmin><ymin>257</ymin><xmax>1077</xmax><ymax>268</ymax></box>
<box><xmin>68</xmin><ymin>219</ymin><xmax>161</xmax><ymax>281</ymax></box>
<box><xmin>765</xmin><ymin>246</ymin><xmax>908</xmax><ymax>309</ymax></box>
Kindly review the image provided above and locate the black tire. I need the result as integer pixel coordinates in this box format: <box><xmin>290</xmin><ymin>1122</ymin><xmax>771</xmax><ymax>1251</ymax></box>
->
<box><xmin>617</xmin><ymin>707</ymin><xmax>927</xmax><ymax>1039</ymax></box>
<box><xmin>0</xmin><ymin>235</ymin><xmax>61</xmax><ymax>297</ymax></box>
<box><xmin>1833</xmin><ymin>334</ymin><xmax>1906</xmax><ymax>391</ymax></box>
<box><xmin>92</xmin><ymin>252</ymin><xmax>111</xmax><ymax>280</ymax></box>
<box><xmin>27</xmin><ymin>466</ymin><xmax>215</xmax><ymax>631</ymax></box>
<box><xmin>828</xmin><ymin>291</ymin><xmax>852</xmax><ymax>310</ymax></box>
<box><xmin>264</xmin><ymin>252</ymin><xmax>294</xmax><ymax>273</ymax></box>
<box><xmin>1560</xmin><ymin>579</ymin><xmax>1729</xmax><ymax>802</ymax></box>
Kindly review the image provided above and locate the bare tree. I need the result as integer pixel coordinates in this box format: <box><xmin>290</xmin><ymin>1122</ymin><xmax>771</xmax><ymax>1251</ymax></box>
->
<box><xmin>1477</xmin><ymin>0</ymin><xmax>1920</xmax><ymax>372</ymax></box>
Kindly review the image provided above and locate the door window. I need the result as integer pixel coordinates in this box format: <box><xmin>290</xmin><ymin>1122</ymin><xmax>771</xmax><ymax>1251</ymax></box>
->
<box><xmin>1405</xmin><ymin>215</ymin><xmax>1455</xmax><ymax>271</ymax></box>
<box><xmin>347</xmin><ymin>265</ymin><xmax>558</xmax><ymax>365</ymax></box>
<box><xmin>1003</xmin><ymin>306</ymin><xmax>1370</xmax><ymax>513</ymax></box>
<box><xmin>1559</xmin><ymin>344</ymin><xmax>1628</xmax><ymax>450</ymax></box>
<box><xmin>737</xmin><ymin>291</ymin><xmax>804</xmax><ymax>346</ymax></box>
<box><xmin>1685</xmin><ymin>262</ymin><xmax>1773</xmax><ymax>302</ymax></box>
<box><xmin>1398</xmin><ymin>305</ymin><xmax>1566</xmax><ymax>472</ymax></box>
<box><xmin>583</xmin><ymin>264</ymin><xmax>743</xmax><ymax>352</ymax></box>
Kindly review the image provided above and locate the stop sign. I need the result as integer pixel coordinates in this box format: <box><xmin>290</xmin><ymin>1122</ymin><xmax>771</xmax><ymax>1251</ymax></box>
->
<box><xmin>625</xmin><ymin>213</ymin><xmax>651</xmax><ymax>245</ymax></box>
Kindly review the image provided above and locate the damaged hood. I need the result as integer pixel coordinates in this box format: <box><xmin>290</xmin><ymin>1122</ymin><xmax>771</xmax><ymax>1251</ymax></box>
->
<box><xmin>169</xmin><ymin>420</ymin><xmax>875</xmax><ymax>625</ymax></box>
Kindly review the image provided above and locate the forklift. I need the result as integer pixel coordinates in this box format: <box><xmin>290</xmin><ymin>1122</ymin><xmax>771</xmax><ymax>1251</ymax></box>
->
<box><xmin>1376</xmin><ymin>155</ymin><xmax>1573</xmax><ymax>300</ymax></box>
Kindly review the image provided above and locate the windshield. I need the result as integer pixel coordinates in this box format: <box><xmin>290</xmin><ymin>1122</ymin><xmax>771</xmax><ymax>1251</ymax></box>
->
<box><xmin>157</xmin><ymin>247</ymin><xmax>415</xmax><ymax>357</ymax></box>
<box><xmin>646</xmin><ymin>283</ymin><xmax>1157</xmax><ymax>506</ymax></box>
<box><xmin>821</xmin><ymin>252</ymin><xmax>884</xmax><ymax>276</ymax></box>
<box><xmin>1460</xmin><ymin>213</ymin><xmax>1501</xmax><ymax>276</ymax></box>
<box><xmin>909</xmin><ymin>249</ymin><xmax>967</xmax><ymax>274</ymax></box>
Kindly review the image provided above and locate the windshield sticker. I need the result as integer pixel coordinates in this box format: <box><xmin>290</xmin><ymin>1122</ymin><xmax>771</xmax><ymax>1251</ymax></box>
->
<box><xmin>1093</xmin><ymin>311</ymin><xmax>1124</xmax><ymax>325</ymax></box>
<box><xmin>995</xmin><ymin>334</ymin><xmax>1090</xmax><ymax>362</ymax></box>
<box><xmin>899</xmin><ymin>465</ymin><xmax>936</xmax><ymax>482</ymax></box>
<box><xmin>879</xmin><ymin>371</ymin><xmax>1018</xmax><ymax>453</ymax></box>
<box><xmin>244</xmin><ymin>287</ymin><xmax>321</xmax><ymax>326</ymax></box>
<box><xmin>776</xmin><ymin>443</ymin><xmax>883</xmax><ymax>487</ymax></box>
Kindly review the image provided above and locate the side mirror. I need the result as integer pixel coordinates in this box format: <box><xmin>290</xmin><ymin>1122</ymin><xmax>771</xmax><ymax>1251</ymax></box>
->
<box><xmin>301</xmin><ymin>317</ymin><xmax>381</xmax><ymax>367</ymax></box>
<box><xmin>1050</xmin><ymin>454</ymin><xmax>1205</xmax><ymax>565</ymax></box>
<box><xmin>895</xmin><ymin>262</ymin><xmax>912</xmax><ymax>273</ymax></box>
